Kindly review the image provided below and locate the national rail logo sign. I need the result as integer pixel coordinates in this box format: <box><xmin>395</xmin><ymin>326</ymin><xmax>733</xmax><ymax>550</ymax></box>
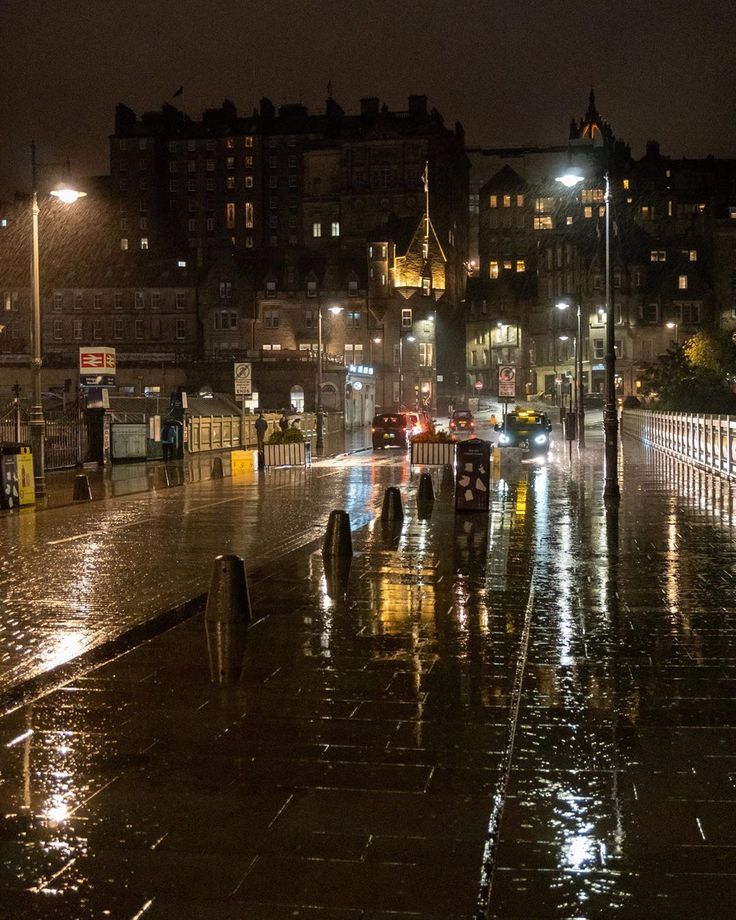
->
<box><xmin>79</xmin><ymin>347</ymin><xmax>116</xmax><ymax>387</ymax></box>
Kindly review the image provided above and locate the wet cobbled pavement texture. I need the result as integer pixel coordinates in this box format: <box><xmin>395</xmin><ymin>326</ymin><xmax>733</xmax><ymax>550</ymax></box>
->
<box><xmin>1</xmin><ymin>429</ymin><xmax>735</xmax><ymax>918</ymax></box>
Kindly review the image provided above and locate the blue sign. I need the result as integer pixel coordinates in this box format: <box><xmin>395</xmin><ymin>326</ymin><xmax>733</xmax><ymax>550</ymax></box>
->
<box><xmin>80</xmin><ymin>374</ymin><xmax>115</xmax><ymax>387</ymax></box>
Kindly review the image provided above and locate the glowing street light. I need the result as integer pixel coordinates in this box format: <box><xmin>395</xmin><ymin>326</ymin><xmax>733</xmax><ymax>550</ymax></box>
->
<box><xmin>316</xmin><ymin>303</ymin><xmax>343</xmax><ymax>449</ymax></box>
<box><xmin>666</xmin><ymin>321</ymin><xmax>679</xmax><ymax>345</ymax></box>
<box><xmin>30</xmin><ymin>145</ymin><xmax>86</xmax><ymax>497</ymax></box>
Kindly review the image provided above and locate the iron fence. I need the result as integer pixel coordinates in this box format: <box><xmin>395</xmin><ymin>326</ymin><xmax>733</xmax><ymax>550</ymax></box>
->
<box><xmin>0</xmin><ymin>401</ymin><xmax>85</xmax><ymax>470</ymax></box>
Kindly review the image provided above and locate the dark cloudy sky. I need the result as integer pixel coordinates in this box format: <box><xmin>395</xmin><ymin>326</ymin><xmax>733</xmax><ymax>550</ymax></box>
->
<box><xmin>2</xmin><ymin>0</ymin><xmax>735</xmax><ymax>198</ymax></box>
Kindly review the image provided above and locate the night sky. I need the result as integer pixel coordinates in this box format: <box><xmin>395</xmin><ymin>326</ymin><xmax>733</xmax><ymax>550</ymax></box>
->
<box><xmin>2</xmin><ymin>0</ymin><xmax>736</xmax><ymax>198</ymax></box>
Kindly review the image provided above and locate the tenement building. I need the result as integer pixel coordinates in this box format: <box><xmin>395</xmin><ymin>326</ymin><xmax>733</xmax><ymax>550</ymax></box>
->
<box><xmin>0</xmin><ymin>95</ymin><xmax>469</xmax><ymax>419</ymax></box>
<box><xmin>469</xmin><ymin>91</ymin><xmax>736</xmax><ymax>401</ymax></box>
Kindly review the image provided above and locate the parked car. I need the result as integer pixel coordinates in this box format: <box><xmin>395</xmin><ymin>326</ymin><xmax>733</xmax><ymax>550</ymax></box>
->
<box><xmin>371</xmin><ymin>413</ymin><xmax>420</xmax><ymax>449</ymax></box>
<box><xmin>449</xmin><ymin>409</ymin><xmax>475</xmax><ymax>434</ymax></box>
<box><xmin>584</xmin><ymin>392</ymin><xmax>604</xmax><ymax>409</ymax></box>
<box><xmin>495</xmin><ymin>409</ymin><xmax>553</xmax><ymax>456</ymax></box>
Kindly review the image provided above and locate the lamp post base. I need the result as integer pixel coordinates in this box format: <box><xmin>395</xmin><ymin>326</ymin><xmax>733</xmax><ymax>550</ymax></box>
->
<box><xmin>28</xmin><ymin>411</ymin><xmax>46</xmax><ymax>498</ymax></box>
<box><xmin>316</xmin><ymin>410</ymin><xmax>324</xmax><ymax>450</ymax></box>
<box><xmin>603</xmin><ymin>404</ymin><xmax>620</xmax><ymax>504</ymax></box>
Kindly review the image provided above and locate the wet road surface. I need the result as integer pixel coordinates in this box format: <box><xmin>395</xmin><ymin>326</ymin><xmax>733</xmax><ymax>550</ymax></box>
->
<box><xmin>1</xmin><ymin>418</ymin><xmax>736</xmax><ymax>917</ymax></box>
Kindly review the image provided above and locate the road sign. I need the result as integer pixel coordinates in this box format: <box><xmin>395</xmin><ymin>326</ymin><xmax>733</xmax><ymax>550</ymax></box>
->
<box><xmin>474</xmin><ymin>380</ymin><xmax>483</xmax><ymax>391</ymax></box>
<box><xmin>234</xmin><ymin>362</ymin><xmax>252</xmax><ymax>396</ymax></box>
<box><xmin>498</xmin><ymin>365</ymin><xmax>516</xmax><ymax>398</ymax></box>
<box><xmin>80</xmin><ymin>347</ymin><xmax>115</xmax><ymax>372</ymax></box>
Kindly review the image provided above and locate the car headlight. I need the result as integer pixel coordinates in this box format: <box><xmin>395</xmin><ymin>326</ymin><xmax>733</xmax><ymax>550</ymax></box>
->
<box><xmin>499</xmin><ymin>433</ymin><xmax>510</xmax><ymax>444</ymax></box>
<box><xmin>534</xmin><ymin>434</ymin><xmax>548</xmax><ymax>445</ymax></box>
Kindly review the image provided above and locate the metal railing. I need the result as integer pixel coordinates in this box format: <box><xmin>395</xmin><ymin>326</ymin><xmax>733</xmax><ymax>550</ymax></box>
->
<box><xmin>622</xmin><ymin>409</ymin><xmax>736</xmax><ymax>479</ymax></box>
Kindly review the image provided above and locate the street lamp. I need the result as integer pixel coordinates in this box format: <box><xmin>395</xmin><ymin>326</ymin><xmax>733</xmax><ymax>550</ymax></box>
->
<box><xmin>556</xmin><ymin>165</ymin><xmax>616</xmax><ymax>497</ymax></box>
<box><xmin>30</xmin><ymin>143</ymin><xmax>86</xmax><ymax>497</ymax></box>
<box><xmin>398</xmin><ymin>333</ymin><xmax>415</xmax><ymax>409</ymax></box>
<box><xmin>316</xmin><ymin>303</ymin><xmax>343</xmax><ymax>449</ymax></box>
<box><xmin>556</xmin><ymin>299</ymin><xmax>585</xmax><ymax>447</ymax></box>
<box><xmin>370</xmin><ymin>335</ymin><xmax>384</xmax><ymax>410</ymax></box>
<box><xmin>666</xmin><ymin>321</ymin><xmax>679</xmax><ymax>345</ymax></box>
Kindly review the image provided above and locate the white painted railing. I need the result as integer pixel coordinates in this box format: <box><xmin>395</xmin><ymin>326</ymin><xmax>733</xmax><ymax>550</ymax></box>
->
<box><xmin>622</xmin><ymin>409</ymin><xmax>736</xmax><ymax>478</ymax></box>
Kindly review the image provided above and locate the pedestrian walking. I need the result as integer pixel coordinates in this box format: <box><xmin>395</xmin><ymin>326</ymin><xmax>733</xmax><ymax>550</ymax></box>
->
<box><xmin>279</xmin><ymin>410</ymin><xmax>289</xmax><ymax>432</ymax></box>
<box><xmin>255</xmin><ymin>411</ymin><xmax>268</xmax><ymax>449</ymax></box>
<box><xmin>161</xmin><ymin>421</ymin><xmax>176</xmax><ymax>462</ymax></box>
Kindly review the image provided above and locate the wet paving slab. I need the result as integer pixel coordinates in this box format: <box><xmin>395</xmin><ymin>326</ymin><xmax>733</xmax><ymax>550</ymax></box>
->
<box><xmin>1</xmin><ymin>429</ymin><xmax>736</xmax><ymax>917</ymax></box>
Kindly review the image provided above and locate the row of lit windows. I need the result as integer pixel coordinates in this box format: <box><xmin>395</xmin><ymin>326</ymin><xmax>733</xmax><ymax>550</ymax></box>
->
<box><xmin>489</xmin><ymin>194</ymin><xmax>525</xmax><ymax>208</ymax></box>
<box><xmin>51</xmin><ymin>317</ymin><xmax>188</xmax><ymax>341</ymax></box>
<box><xmin>312</xmin><ymin>221</ymin><xmax>340</xmax><ymax>238</ymax></box>
<box><xmin>489</xmin><ymin>260</ymin><xmax>526</xmax><ymax>277</ymax></box>
<box><xmin>650</xmin><ymin>249</ymin><xmax>697</xmax><ymax>262</ymax></box>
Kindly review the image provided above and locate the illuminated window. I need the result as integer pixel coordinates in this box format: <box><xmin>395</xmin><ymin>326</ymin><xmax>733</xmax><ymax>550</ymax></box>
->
<box><xmin>245</xmin><ymin>176</ymin><xmax>253</xmax><ymax>188</ymax></box>
<box><xmin>226</xmin><ymin>176</ymin><xmax>235</xmax><ymax>189</ymax></box>
<box><xmin>401</xmin><ymin>308</ymin><xmax>412</xmax><ymax>328</ymax></box>
<box><xmin>331</xmin><ymin>221</ymin><xmax>340</xmax><ymax>237</ymax></box>
<box><xmin>678</xmin><ymin>275</ymin><xmax>688</xmax><ymax>290</ymax></box>
<box><xmin>489</xmin><ymin>195</ymin><xmax>497</xmax><ymax>207</ymax></box>
<box><xmin>503</xmin><ymin>261</ymin><xmax>512</xmax><ymax>270</ymax></box>
<box><xmin>668</xmin><ymin>200</ymin><xmax>673</xmax><ymax>217</ymax></box>
<box><xmin>245</xmin><ymin>203</ymin><xmax>254</xmax><ymax>228</ymax></box>
<box><xmin>140</xmin><ymin>237</ymin><xmax>149</xmax><ymax>250</ymax></box>
<box><xmin>566</xmin><ymin>216</ymin><xmax>573</xmax><ymax>226</ymax></box>
<box><xmin>584</xmin><ymin>207</ymin><xmax>592</xmax><ymax>219</ymax></box>
<box><xmin>623</xmin><ymin>179</ymin><xmax>630</xmax><ymax>190</ymax></box>
<box><xmin>516</xmin><ymin>194</ymin><xmax>524</xmax><ymax>207</ymax></box>
<box><xmin>245</xmin><ymin>136</ymin><xmax>253</xmax><ymax>147</ymax></box>
<box><xmin>226</xmin><ymin>204</ymin><xmax>235</xmax><ymax>228</ymax></box>
<box><xmin>533</xmin><ymin>216</ymin><xmax>553</xmax><ymax>230</ymax></box>
<box><xmin>516</xmin><ymin>260</ymin><xmax>526</xmax><ymax>272</ymax></box>
<box><xmin>490</xmin><ymin>261</ymin><xmax>499</xmax><ymax>279</ymax></box>
<box><xmin>503</xmin><ymin>195</ymin><xmax>511</xmax><ymax>208</ymax></box>
<box><xmin>312</xmin><ymin>222</ymin><xmax>321</xmax><ymax>238</ymax></box>
<box><xmin>120</xmin><ymin>238</ymin><xmax>129</xmax><ymax>250</ymax></box>
<box><xmin>689</xmin><ymin>250</ymin><xmax>698</xmax><ymax>261</ymax></box>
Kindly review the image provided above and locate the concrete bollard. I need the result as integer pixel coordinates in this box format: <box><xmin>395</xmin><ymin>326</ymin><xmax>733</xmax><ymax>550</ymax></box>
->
<box><xmin>417</xmin><ymin>471</ymin><xmax>435</xmax><ymax>502</ymax></box>
<box><xmin>211</xmin><ymin>456</ymin><xmax>224</xmax><ymax>479</ymax></box>
<box><xmin>205</xmin><ymin>554</ymin><xmax>252</xmax><ymax>626</ymax></box>
<box><xmin>72</xmin><ymin>473</ymin><xmax>93</xmax><ymax>502</ymax></box>
<box><xmin>323</xmin><ymin>509</ymin><xmax>353</xmax><ymax>557</ymax></box>
<box><xmin>380</xmin><ymin>486</ymin><xmax>404</xmax><ymax>522</ymax></box>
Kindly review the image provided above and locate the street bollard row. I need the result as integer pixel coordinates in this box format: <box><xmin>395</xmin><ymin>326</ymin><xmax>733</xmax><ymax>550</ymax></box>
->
<box><xmin>204</xmin><ymin>474</ymin><xmax>440</xmax><ymax>682</ymax></box>
<box><xmin>72</xmin><ymin>473</ymin><xmax>93</xmax><ymax>502</ymax></box>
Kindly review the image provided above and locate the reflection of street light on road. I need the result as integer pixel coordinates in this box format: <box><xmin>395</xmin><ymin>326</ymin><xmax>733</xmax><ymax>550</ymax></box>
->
<box><xmin>556</xmin><ymin>165</ymin><xmax>614</xmax><ymax>494</ymax></box>
<box><xmin>666</xmin><ymin>321</ymin><xmax>679</xmax><ymax>345</ymax></box>
<box><xmin>30</xmin><ymin>143</ymin><xmax>86</xmax><ymax>496</ymax></box>
<box><xmin>316</xmin><ymin>303</ymin><xmax>343</xmax><ymax>449</ymax></box>
<box><xmin>399</xmin><ymin>334</ymin><xmax>415</xmax><ymax>409</ymax></box>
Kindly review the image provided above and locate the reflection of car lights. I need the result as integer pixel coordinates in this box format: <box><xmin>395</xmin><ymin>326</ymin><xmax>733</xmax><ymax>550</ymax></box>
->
<box><xmin>499</xmin><ymin>434</ymin><xmax>511</xmax><ymax>444</ymax></box>
<box><xmin>534</xmin><ymin>434</ymin><xmax>548</xmax><ymax>445</ymax></box>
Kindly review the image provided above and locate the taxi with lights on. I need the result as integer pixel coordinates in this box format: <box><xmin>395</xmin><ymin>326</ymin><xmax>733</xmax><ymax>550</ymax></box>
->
<box><xmin>494</xmin><ymin>409</ymin><xmax>553</xmax><ymax>455</ymax></box>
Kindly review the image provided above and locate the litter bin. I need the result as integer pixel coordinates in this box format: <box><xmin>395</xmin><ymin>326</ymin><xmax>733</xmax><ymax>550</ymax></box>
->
<box><xmin>0</xmin><ymin>443</ymin><xmax>35</xmax><ymax>509</ymax></box>
<box><xmin>455</xmin><ymin>439</ymin><xmax>492</xmax><ymax>512</ymax></box>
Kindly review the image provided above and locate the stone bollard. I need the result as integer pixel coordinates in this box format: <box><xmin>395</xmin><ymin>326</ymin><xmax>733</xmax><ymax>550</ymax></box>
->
<box><xmin>211</xmin><ymin>456</ymin><xmax>224</xmax><ymax>479</ymax></box>
<box><xmin>380</xmin><ymin>486</ymin><xmax>404</xmax><ymax>523</ymax></box>
<box><xmin>323</xmin><ymin>509</ymin><xmax>353</xmax><ymax>557</ymax></box>
<box><xmin>323</xmin><ymin>556</ymin><xmax>352</xmax><ymax>600</ymax></box>
<box><xmin>72</xmin><ymin>473</ymin><xmax>93</xmax><ymax>502</ymax></box>
<box><xmin>417</xmin><ymin>471</ymin><xmax>435</xmax><ymax>502</ymax></box>
<box><xmin>206</xmin><ymin>554</ymin><xmax>252</xmax><ymax>626</ymax></box>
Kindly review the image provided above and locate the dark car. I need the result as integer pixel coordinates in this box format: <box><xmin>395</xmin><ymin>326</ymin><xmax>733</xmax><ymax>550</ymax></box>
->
<box><xmin>495</xmin><ymin>409</ymin><xmax>553</xmax><ymax>455</ymax></box>
<box><xmin>449</xmin><ymin>409</ymin><xmax>475</xmax><ymax>433</ymax></box>
<box><xmin>372</xmin><ymin>413</ymin><xmax>414</xmax><ymax>449</ymax></box>
<box><xmin>584</xmin><ymin>392</ymin><xmax>604</xmax><ymax>409</ymax></box>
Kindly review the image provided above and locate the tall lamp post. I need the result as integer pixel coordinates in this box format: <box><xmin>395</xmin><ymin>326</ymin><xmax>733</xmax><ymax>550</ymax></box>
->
<box><xmin>556</xmin><ymin>299</ymin><xmax>585</xmax><ymax>447</ymax></box>
<box><xmin>398</xmin><ymin>333</ymin><xmax>415</xmax><ymax>409</ymax></box>
<box><xmin>316</xmin><ymin>303</ymin><xmax>343</xmax><ymax>449</ymax></box>
<box><xmin>30</xmin><ymin>142</ymin><xmax>86</xmax><ymax>497</ymax></box>
<box><xmin>370</xmin><ymin>334</ymin><xmax>384</xmax><ymax>409</ymax></box>
<box><xmin>556</xmin><ymin>165</ymin><xmax>616</xmax><ymax>496</ymax></box>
